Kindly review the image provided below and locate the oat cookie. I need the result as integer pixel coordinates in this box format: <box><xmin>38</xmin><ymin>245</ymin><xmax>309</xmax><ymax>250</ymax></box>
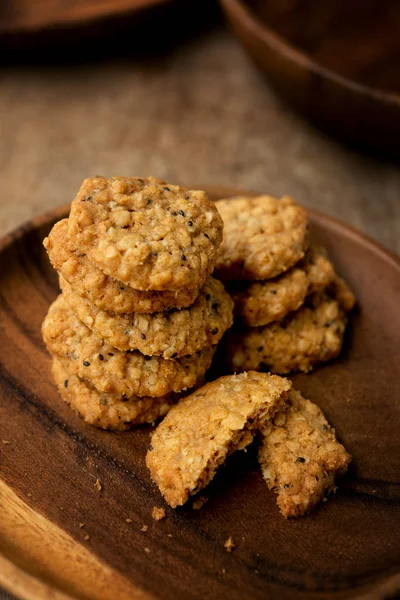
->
<box><xmin>230</xmin><ymin>246</ymin><xmax>336</xmax><ymax>327</ymax></box>
<box><xmin>226</xmin><ymin>296</ymin><xmax>347</xmax><ymax>374</ymax></box>
<box><xmin>230</xmin><ymin>268</ymin><xmax>308</xmax><ymax>327</ymax></box>
<box><xmin>146</xmin><ymin>371</ymin><xmax>292</xmax><ymax>507</ymax></box>
<box><xmin>259</xmin><ymin>389</ymin><xmax>351</xmax><ymax>517</ymax></box>
<box><xmin>329</xmin><ymin>275</ymin><xmax>356</xmax><ymax>312</ymax></box>
<box><xmin>214</xmin><ymin>195</ymin><xmax>309</xmax><ymax>281</ymax></box>
<box><xmin>60</xmin><ymin>275</ymin><xmax>233</xmax><ymax>358</ymax></box>
<box><xmin>52</xmin><ymin>358</ymin><xmax>174</xmax><ymax>431</ymax></box>
<box><xmin>44</xmin><ymin>220</ymin><xmax>200</xmax><ymax>313</ymax></box>
<box><xmin>67</xmin><ymin>176</ymin><xmax>223</xmax><ymax>291</ymax></box>
<box><xmin>43</xmin><ymin>295</ymin><xmax>216</xmax><ymax>397</ymax></box>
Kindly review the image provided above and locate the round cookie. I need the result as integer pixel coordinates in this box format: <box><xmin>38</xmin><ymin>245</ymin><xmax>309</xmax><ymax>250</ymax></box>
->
<box><xmin>44</xmin><ymin>219</ymin><xmax>201</xmax><ymax>314</ymax></box>
<box><xmin>67</xmin><ymin>176</ymin><xmax>223</xmax><ymax>291</ymax></box>
<box><xmin>60</xmin><ymin>276</ymin><xmax>234</xmax><ymax>358</ymax></box>
<box><xmin>225</xmin><ymin>296</ymin><xmax>347</xmax><ymax>375</ymax></box>
<box><xmin>43</xmin><ymin>294</ymin><xmax>216</xmax><ymax>398</ymax></box>
<box><xmin>215</xmin><ymin>195</ymin><xmax>309</xmax><ymax>281</ymax></box>
<box><xmin>230</xmin><ymin>246</ymin><xmax>336</xmax><ymax>327</ymax></box>
<box><xmin>146</xmin><ymin>371</ymin><xmax>292</xmax><ymax>507</ymax></box>
<box><xmin>52</xmin><ymin>358</ymin><xmax>174</xmax><ymax>431</ymax></box>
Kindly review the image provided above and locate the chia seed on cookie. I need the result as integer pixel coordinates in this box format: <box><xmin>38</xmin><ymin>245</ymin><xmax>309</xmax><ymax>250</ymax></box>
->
<box><xmin>60</xmin><ymin>275</ymin><xmax>234</xmax><ymax>359</ymax></box>
<box><xmin>52</xmin><ymin>358</ymin><xmax>175</xmax><ymax>431</ymax></box>
<box><xmin>67</xmin><ymin>176</ymin><xmax>223</xmax><ymax>291</ymax></box>
<box><xmin>44</xmin><ymin>219</ymin><xmax>201</xmax><ymax>313</ymax></box>
<box><xmin>43</xmin><ymin>294</ymin><xmax>216</xmax><ymax>398</ymax></box>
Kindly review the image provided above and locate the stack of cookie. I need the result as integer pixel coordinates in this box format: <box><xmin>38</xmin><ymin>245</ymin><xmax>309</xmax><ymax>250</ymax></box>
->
<box><xmin>213</xmin><ymin>195</ymin><xmax>355</xmax><ymax>374</ymax></box>
<box><xmin>42</xmin><ymin>176</ymin><xmax>234</xmax><ymax>430</ymax></box>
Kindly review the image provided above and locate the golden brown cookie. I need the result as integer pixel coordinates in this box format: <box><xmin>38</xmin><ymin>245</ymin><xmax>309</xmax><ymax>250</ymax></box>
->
<box><xmin>52</xmin><ymin>358</ymin><xmax>174</xmax><ymax>431</ymax></box>
<box><xmin>230</xmin><ymin>246</ymin><xmax>336</xmax><ymax>327</ymax></box>
<box><xmin>214</xmin><ymin>195</ymin><xmax>309</xmax><ymax>281</ymax></box>
<box><xmin>44</xmin><ymin>219</ymin><xmax>200</xmax><ymax>314</ymax></box>
<box><xmin>43</xmin><ymin>294</ymin><xmax>216</xmax><ymax>398</ymax></box>
<box><xmin>329</xmin><ymin>275</ymin><xmax>356</xmax><ymax>312</ymax></box>
<box><xmin>60</xmin><ymin>275</ymin><xmax>233</xmax><ymax>358</ymax></box>
<box><xmin>225</xmin><ymin>296</ymin><xmax>347</xmax><ymax>374</ymax></box>
<box><xmin>67</xmin><ymin>176</ymin><xmax>223</xmax><ymax>291</ymax></box>
<box><xmin>259</xmin><ymin>389</ymin><xmax>351</xmax><ymax>517</ymax></box>
<box><xmin>146</xmin><ymin>371</ymin><xmax>292</xmax><ymax>507</ymax></box>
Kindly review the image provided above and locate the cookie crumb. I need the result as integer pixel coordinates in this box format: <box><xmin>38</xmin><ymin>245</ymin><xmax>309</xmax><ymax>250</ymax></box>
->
<box><xmin>167</xmin><ymin>533</ymin><xmax>173</xmax><ymax>538</ymax></box>
<box><xmin>2</xmin><ymin>440</ymin><xmax>10</xmax><ymax>445</ymax></box>
<box><xmin>126</xmin><ymin>518</ymin><xmax>133</xmax><ymax>523</ymax></box>
<box><xmin>141</xmin><ymin>525</ymin><xmax>148</xmax><ymax>532</ymax></box>
<box><xmin>144</xmin><ymin>547</ymin><xmax>151</xmax><ymax>554</ymax></box>
<box><xmin>152</xmin><ymin>507</ymin><xmax>166</xmax><ymax>521</ymax></box>
<box><xmin>222</xmin><ymin>568</ymin><xmax>226</xmax><ymax>575</ymax></box>
<box><xmin>192</xmin><ymin>496</ymin><xmax>208</xmax><ymax>510</ymax></box>
<box><xmin>79</xmin><ymin>523</ymin><xmax>85</xmax><ymax>528</ymax></box>
<box><xmin>94</xmin><ymin>479</ymin><xmax>102</xmax><ymax>492</ymax></box>
<box><xmin>84</xmin><ymin>534</ymin><xmax>90</xmax><ymax>541</ymax></box>
<box><xmin>224</xmin><ymin>537</ymin><xmax>236</xmax><ymax>552</ymax></box>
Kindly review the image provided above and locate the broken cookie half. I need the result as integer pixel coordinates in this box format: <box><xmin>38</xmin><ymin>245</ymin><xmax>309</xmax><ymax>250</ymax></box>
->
<box><xmin>146</xmin><ymin>371</ymin><xmax>291</xmax><ymax>508</ymax></box>
<box><xmin>258</xmin><ymin>389</ymin><xmax>351</xmax><ymax>518</ymax></box>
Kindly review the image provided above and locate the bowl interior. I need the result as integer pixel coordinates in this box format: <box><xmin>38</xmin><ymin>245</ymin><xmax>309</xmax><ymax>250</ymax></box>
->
<box><xmin>246</xmin><ymin>0</ymin><xmax>400</xmax><ymax>95</ymax></box>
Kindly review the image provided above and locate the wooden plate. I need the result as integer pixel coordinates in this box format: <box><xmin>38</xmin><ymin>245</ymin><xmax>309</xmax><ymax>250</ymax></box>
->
<box><xmin>1</xmin><ymin>187</ymin><xmax>400</xmax><ymax>600</ymax></box>
<box><xmin>219</xmin><ymin>0</ymin><xmax>400</xmax><ymax>155</ymax></box>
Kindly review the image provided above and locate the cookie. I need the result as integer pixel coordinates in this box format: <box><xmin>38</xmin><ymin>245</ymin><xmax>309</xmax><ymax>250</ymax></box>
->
<box><xmin>44</xmin><ymin>219</ymin><xmax>200</xmax><ymax>314</ymax></box>
<box><xmin>67</xmin><ymin>176</ymin><xmax>223</xmax><ymax>291</ymax></box>
<box><xmin>226</xmin><ymin>296</ymin><xmax>347</xmax><ymax>374</ymax></box>
<box><xmin>214</xmin><ymin>195</ymin><xmax>309</xmax><ymax>281</ymax></box>
<box><xmin>52</xmin><ymin>358</ymin><xmax>174</xmax><ymax>431</ymax></box>
<box><xmin>259</xmin><ymin>389</ymin><xmax>351</xmax><ymax>517</ymax></box>
<box><xmin>146</xmin><ymin>371</ymin><xmax>292</xmax><ymax>507</ymax></box>
<box><xmin>230</xmin><ymin>246</ymin><xmax>336</xmax><ymax>327</ymax></box>
<box><xmin>43</xmin><ymin>294</ymin><xmax>216</xmax><ymax>398</ymax></box>
<box><xmin>329</xmin><ymin>275</ymin><xmax>356</xmax><ymax>312</ymax></box>
<box><xmin>60</xmin><ymin>275</ymin><xmax>233</xmax><ymax>358</ymax></box>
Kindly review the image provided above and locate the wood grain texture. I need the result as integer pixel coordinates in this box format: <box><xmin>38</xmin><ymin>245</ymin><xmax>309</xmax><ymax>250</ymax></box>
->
<box><xmin>0</xmin><ymin>481</ymin><xmax>145</xmax><ymax>600</ymax></box>
<box><xmin>219</xmin><ymin>0</ymin><xmax>400</xmax><ymax>154</ymax></box>
<box><xmin>1</xmin><ymin>188</ymin><xmax>400</xmax><ymax>600</ymax></box>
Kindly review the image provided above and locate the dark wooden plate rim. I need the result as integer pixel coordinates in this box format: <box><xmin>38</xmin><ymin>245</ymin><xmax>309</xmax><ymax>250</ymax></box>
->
<box><xmin>219</xmin><ymin>0</ymin><xmax>400</xmax><ymax>108</ymax></box>
<box><xmin>1</xmin><ymin>185</ymin><xmax>400</xmax><ymax>600</ymax></box>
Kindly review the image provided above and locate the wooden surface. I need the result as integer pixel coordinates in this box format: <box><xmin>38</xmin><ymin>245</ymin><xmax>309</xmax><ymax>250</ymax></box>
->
<box><xmin>1</xmin><ymin>14</ymin><xmax>400</xmax><ymax>600</ymax></box>
<box><xmin>1</xmin><ymin>24</ymin><xmax>400</xmax><ymax>252</ymax></box>
<box><xmin>0</xmin><ymin>0</ymin><xmax>171</xmax><ymax>34</ymax></box>
<box><xmin>219</xmin><ymin>0</ymin><xmax>400</xmax><ymax>154</ymax></box>
<box><xmin>1</xmin><ymin>193</ymin><xmax>400</xmax><ymax>600</ymax></box>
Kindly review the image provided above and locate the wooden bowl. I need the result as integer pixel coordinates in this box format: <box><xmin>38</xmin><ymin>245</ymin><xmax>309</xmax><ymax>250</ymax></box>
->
<box><xmin>0</xmin><ymin>0</ymin><xmax>171</xmax><ymax>35</ymax></box>
<box><xmin>1</xmin><ymin>187</ymin><xmax>400</xmax><ymax>600</ymax></box>
<box><xmin>219</xmin><ymin>0</ymin><xmax>400</xmax><ymax>155</ymax></box>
